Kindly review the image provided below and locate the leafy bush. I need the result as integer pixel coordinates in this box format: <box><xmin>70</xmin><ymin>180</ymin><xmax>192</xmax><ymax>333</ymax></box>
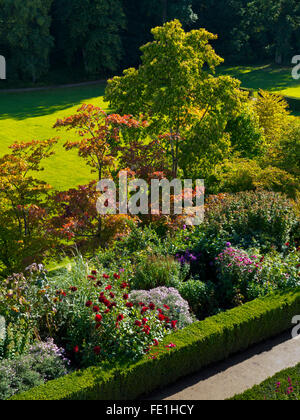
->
<box><xmin>176</xmin><ymin>279</ymin><xmax>218</xmax><ymax>320</ymax></box>
<box><xmin>131</xmin><ymin>255</ymin><xmax>182</xmax><ymax>290</ymax></box>
<box><xmin>52</xmin><ymin>268</ymin><xmax>177</xmax><ymax>367</ymax></box>
<box><xmin>10</xmin><ymin>289</ymin><xmax>300</xmax><ymax>401</ymax></box>
<box><xmin>129</xmin><ymin>287</ymin><xmax>194</xmax><ymax>329</ymax></box>
<box><xmin>0</xmin><ymin>339</ymin><xmax>69</xmax><ymax>400</ymax></box>
<box><xmin>215</xmin><ymin>245</ymin><xmax>300</xmax><ymax>306</ymax></box>
<box><xmin>204</xmin><ymin>191</ymin><xmax>298</xmax><ymax>250</ymax></box>
<box><xmin>212</xmin><ymin>159</ymin><xmax>299</xmax><ymax>199</ymax></box>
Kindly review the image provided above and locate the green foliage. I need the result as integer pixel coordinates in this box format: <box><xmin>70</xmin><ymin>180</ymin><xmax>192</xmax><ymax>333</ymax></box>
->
<box><xmin>231</xmin><ymin>363</ymin><xmax>300</xmax><ymax>400</ymax></box>
<box><xmin>215</xmin><ymin>246</ymin><xmax>300</xmax><ymax>307</ymax></box>
<box><xmin>131</xmin><ymin>255</ymin><xmax>182</xmax><ymax>290</ymax></box>
<box><xmin>226</xmin><ymin>106</ymin><xmax>265</xmax><ymax>159</ymax></box>
<box><xmin>254</xmin><ymin>90</ymin><xmax>290</xmax><ymax>145</ymax></box>
<box><xmin>204</xmin><ymin>191</ymin><xmax>298</xmax><ymax>250</ymax></box>
<box><xmin>0</xmin><ymin>339</ymin><xmax>69</xmax><ymax>400</ymax></box>
<box><xmin>10</xmin><ymin>288</ymin><xmax>300</xmax><ymax>400</ymax></box>
<box><xmin>105</xmin><ymin>19</ymin><xmax>248</xmax><ymax>178</ymax></box>
<box><xmin>0</xmin><ymin>320</ymin><xmax>32</xmax><ymax>361</ymax></box>
<box><xmin>265</xmin><ymin>120</ymin><xmax>300</xmax><ymax>180</ymax></box>
<box><xmin>0</xmin><ymin>0</ymin><xmax>54</xmax><ymax>82</ymax></box>
<box><xmin>176</xmin><ymin>279</ymin><xmax>218</xmax><ymax>320</ymax></box>
<box><xmin>211</xmin><ymin>159</ymin><xmax>299</xmax><ymax>199</ymax></box>
<box><xmin>53</xmin><ymin>0</ymin><xmax>125</xmax><ymax>75</ymax></box>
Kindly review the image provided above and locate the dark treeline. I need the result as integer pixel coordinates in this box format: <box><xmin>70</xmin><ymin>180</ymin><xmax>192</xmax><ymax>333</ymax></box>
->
<box><xmin>0</xmin><ymin>0</ymin><xmax>300</xmax><ymax>83</ymax></box>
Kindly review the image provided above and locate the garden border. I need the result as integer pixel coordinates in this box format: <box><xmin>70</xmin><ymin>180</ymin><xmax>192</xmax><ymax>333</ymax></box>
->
<box><xmin>231</xmin><ymin>362</ymin><xmax>300</xmax><ymax>400</ymax></box>
<box><xmin>10</xmin><ymin>288</ymin><xmax>300</xmax><ymax>400</ymax></box>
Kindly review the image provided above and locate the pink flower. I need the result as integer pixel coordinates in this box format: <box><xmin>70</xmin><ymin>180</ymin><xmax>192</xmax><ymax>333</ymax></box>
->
<box><xmin>166</xmin><ymin>343</ymin><xmax>176</xmax><ymax>348</ymax></box>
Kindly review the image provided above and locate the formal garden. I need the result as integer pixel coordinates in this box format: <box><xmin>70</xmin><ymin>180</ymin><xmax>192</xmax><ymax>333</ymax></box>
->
<box><xmin>0</xmin><ymin>13</ymin><xmax>300</xmax><ymax>401</ymax></box>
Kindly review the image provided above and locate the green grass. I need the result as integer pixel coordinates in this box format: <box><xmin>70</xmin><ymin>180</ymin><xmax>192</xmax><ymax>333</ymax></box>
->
<box><xmin>218</xmin><ymin>64</ymin><xmax>300</xmax><ymax>98</ymax></box>
<box><xmin>232</xmin><ymin>362</ymin><xmax>300</xmax><ymax>400</ymax></box>
<box><xmin>0</xmin><ymin>65</ymin><xmax>299</xmax><ymax>191</ymax></box>
<box><xmin>0</xmin><ymin>83</ymin><xmax>109</xmax><ymax>190</ymax></box>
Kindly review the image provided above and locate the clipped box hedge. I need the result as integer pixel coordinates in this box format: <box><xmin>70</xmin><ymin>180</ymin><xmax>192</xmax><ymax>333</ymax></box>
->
<box><xmin>10</xmin><ymin>288</ymin><xmax>300</xmax><ymax>400</ymax></box>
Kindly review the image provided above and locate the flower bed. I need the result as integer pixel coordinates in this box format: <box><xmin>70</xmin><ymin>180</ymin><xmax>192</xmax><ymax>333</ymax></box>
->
<box><xmin>10</xmin><ymin>288</ymin><xmax>300</xmax><ymax>400</ymax></box>
<box><xmin>231</xmin><ymin>362</ymin><xmax>300</xmax><ymax>400</ymax></box>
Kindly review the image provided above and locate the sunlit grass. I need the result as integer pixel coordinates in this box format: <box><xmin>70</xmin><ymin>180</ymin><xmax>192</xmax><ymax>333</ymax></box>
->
<box><xmin>218</xmin><ymin>64</ymin><xmax>300</xmax><ymax>98</ymax></box>
<box><xmin>0</xmin><ymin>83</ymin><xmax>108</xmax><ymax>190</ymax></box>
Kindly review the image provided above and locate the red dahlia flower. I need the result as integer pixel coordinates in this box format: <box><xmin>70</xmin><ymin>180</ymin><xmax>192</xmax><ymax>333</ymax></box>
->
<box><xmin>171</xmin><ymin>320</ymin><xmax>178</xmax><ymax>329</ymax></box>
<box><xmin>93</xmin><ymin>306</ymin><xmax>100</xmax><ymax>313</ymax></box>
<box><xmin>114</xmin><ymin>273</ymin><xmax>120</xmax><ymax>280</ymax></box>
<box><xmin>105</xmin><ymin>285</ymin><xmax>112</xmax><ymax>291</ymax></box>
<box><xmin>94</xmin><ymin>346</ymin><xmax>101</xmax><ymax>355</ymax></box>
<box><xmin>117</xmin><ymin>314</ymin><xmax>124</xmax><ymax>322</ymax></box>
<box><xmin>123</xmin><ymin>294</ymin><xmax>129</xmax><ymax>300</ymax></box>
<box><xmin>135</xmin><ymin>320</ymin><xmax>142</xmax><ymax>327</ymax></box>
<box><xmin>95</xmin><ymin>314</ymin><xmax>103</xmax><ymax>322</ymax></box>
<box><xmin>85</xmin><ymin>300</ymin><xmax>93</xmax><ymax>308</ymax></box>
<box><xmin>73</xmin><ymin>345</ymin><xmax>79</xmax><ymax>353</ymax></box>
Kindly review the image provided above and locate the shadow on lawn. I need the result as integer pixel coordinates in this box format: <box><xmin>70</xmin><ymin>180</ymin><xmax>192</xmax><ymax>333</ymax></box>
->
<box><xmin>0</xmin><ymin>83</ymin><xmax>108</xmax><ymax>121</ymax></box>
<box><xmin>219</xmin><ymin>64</ymin><xmax>300</xmax><ymax>93</ymax></box>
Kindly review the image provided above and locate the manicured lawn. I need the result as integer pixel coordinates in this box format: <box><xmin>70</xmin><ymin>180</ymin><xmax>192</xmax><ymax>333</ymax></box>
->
<box><xmin>218</xmin><ymin>64</ymin><xmax>300</xmax><ymax>98</ymax></box>
<box><xmin>0</xmin><ymin>68</ymin><xmax>299</xmax><ymax>191</ymax></box>
<box><xmin>0</xmin><ymin>83</ymin><xmax>109</xmax><ymax>190</ymax></box>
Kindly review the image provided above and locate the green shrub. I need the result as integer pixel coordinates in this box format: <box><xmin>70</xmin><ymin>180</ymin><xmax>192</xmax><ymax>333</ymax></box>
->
<box><xmin>231</xmin><ymin>363</ymin><xmax>300</xmax><ymax>400</ymax></box>
<box><xmin>212</xmin><ymin>159</ymin><xmax>299</xmax><ymax>199</ymax></box>
<box><xmin>131</xmin><ymin>255</ymin><xmax>182</xmax><ymax>290</ymax></box>
<box><xmin>204</xmin><ymin>191</ymin><xmax>298</xmax><ymax>250</ymax></box>
<box><xmin>0</xmin><ymin>339</ymin><xmax>69</xmax><ymax>400</ymax></box>
<box><xmin>176</xmin><ymin>279</ymin><xmax>218</xmax><ymax>320</ymax></box>
<box><xmin>10</xmin><ymin>288</ymin><xmax>300</xmax><ymax>400</ymax></box>
<box><xmin>215</xmin><ymin>246</ymin><xmax>300</xmax><ymax>307</ymax></box>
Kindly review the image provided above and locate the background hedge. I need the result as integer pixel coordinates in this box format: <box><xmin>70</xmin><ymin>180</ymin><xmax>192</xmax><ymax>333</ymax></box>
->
<box><xmin>10</xmin><ymin>288</ymin><xmax>300</xmax><ymax>400</ymax></box>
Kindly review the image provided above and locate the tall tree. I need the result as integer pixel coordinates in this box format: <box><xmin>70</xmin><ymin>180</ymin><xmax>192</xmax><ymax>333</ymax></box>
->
<box><xmin>52</xmin><ymin>0</ymin><xmax>125</xmax><ymax>75</ymax></box>
<box><xmin>105</xmin><ymin>20</ymin><xmax>248</xmax><ymax>178</ymax></box>
<box><xmin>121</xmin><ymin>0</ymin><xmax>197</xmax><ymax>68</ymax></box>
<box><xmin>0</xmin><ymin>0</ymin><xmax>53</xmax><ymax>82</ymax></box>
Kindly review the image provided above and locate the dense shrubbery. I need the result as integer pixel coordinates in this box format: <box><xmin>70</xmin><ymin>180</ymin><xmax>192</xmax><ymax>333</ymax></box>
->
<box><xmin>204</xmin><ymin>191</ymin><xmax>298</xmax><ymax>251</ymax></box>
<box><xmin>0</xmin><ymin>19</ymin><xmax>299</xmax><ymax>400</ymax></box>
<box><xmin>0</xmin><ymin>339</ymin><xmax>70</xmax><ymax>400</ymax></box>
<box><xmin>1</xmin><ymin>1</ymin><xmax>299</xmax><ymax>83</ymax></box>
